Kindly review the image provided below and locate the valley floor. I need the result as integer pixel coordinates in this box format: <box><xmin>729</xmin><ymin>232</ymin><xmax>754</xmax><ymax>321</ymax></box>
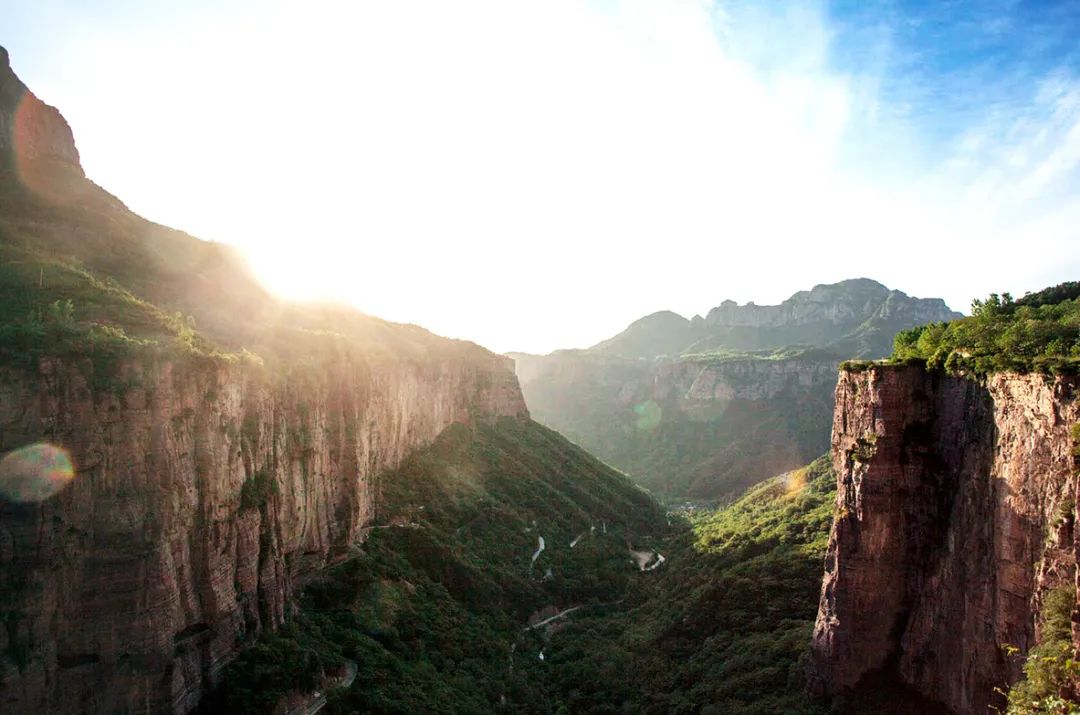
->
<box><xmin>204</xmin><ymin>422</ymin><xmax>837</xmax><ymax>714</ymax></box>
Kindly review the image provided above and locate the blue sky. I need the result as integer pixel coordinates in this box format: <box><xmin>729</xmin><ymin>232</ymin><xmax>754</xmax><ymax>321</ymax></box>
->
<box><xmin>2</xmin><ymin>0</ymin><xmax>1079</xmax><ymax>353</ymax></box>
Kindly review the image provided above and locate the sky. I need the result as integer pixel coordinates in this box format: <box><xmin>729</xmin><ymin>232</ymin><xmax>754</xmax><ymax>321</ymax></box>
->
<box><xmin>2</xmin><ymin>0</ymin><xmax>1079</xmax><ymax>354</ymax></box>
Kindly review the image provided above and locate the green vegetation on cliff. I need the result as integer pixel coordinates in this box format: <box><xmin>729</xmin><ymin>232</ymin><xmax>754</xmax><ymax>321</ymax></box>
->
<box><xmin>1005</xmin><ymin>584</ymin><xmax>1080</xmax><ymax>714</ymax></box>
<box><xmin>0</xmin><ymin>227</ymin><xmax>239</xmax><ymax>388</ymax></box>
<box><xmin>891</xmin><ymin>283</ymin><xmax>1080</xmax><ymax>376</ymax></box>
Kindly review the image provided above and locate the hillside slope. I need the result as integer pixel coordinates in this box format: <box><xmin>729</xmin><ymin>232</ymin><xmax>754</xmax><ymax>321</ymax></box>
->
<box><xmin>204</xmin><ymin>417</ymin><xmax>669</xmax><ymax>713</ymax></box>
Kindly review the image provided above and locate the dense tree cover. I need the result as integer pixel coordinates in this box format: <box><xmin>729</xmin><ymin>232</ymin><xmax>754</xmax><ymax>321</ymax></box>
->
<box><xmin>204</xmin><ymin>418</ymin><xmax>670</xmax><ymax>714</ymax></box>
<box><xmin>207</xmin><ymin>434</ymin><xmax>838</xmax><ymax>714</ymax></box>
<box><xmin>540</xmin><ymin>456</ymin><xmax>835</xmax><ymax>715</ymax></box>
<box><xmin>891</xmin><ymin>284</ymin><xmax>1080</xmax><ymax>376</ymax></box>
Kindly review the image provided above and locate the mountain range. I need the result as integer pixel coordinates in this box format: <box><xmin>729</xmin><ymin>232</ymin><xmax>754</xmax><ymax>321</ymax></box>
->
<box><xmin>512</xmin><ymin>279</ymin><xmax>961</xmax><ymax>500</ymax></box>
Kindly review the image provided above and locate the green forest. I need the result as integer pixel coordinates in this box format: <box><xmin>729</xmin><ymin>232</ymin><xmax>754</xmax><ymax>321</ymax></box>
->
<box><xmin>889</xmin><ymin>282</ymin><xmax>1080</xmax><ymax>375</ymax></box>
<box><xmin>204</xmin><ymin>421</ymin><xmax>837</xmax><ymax>714</ymax></box>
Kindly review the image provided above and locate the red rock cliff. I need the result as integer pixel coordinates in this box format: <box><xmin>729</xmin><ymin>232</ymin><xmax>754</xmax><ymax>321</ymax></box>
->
<box><xmin>0</xmin><ymin>352</ymin><xmax>527</xmax><ymax>714</ymax></box>
<box><xmin>809</xmin><ymin>365</ymin><xmax>1079</xmax><ymax>713</ymax></box>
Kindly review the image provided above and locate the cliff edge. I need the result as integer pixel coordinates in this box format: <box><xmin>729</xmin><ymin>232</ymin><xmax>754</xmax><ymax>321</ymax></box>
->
<box><xmin>809</xmin><ymin>364</ymin><xmax>1079</xmax><ymax>713</ymax></box>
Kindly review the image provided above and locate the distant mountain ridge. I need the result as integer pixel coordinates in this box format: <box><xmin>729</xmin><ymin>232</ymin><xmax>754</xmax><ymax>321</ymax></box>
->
<box><xmin>512</xmin><ymin>279</ymin><xmax>962</xmax><ymax>500</ymax></box>
<box><xmin>588</xmin><ymin>278</ymin><xmax>961</xmax><ymax>360</ymax></box>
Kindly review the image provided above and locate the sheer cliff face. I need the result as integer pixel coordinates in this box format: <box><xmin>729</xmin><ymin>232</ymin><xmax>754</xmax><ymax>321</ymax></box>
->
<box><xmin>810</xmin><ymin>365</ymin><xmax>1079</xmax><ymax>713</ymax></box>
<box><xmin>0</xmin><ymin>354</ymin><xmax>527</xmax><ymax>714</ymax></box>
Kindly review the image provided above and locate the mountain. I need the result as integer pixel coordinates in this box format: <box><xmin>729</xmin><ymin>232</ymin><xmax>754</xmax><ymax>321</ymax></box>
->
<box><xmin>512</xmin><ymin>280</ymin><xmax>961</xmax><ymax>501</ymax></box>
<box><xmin>0</xmin><ymin>47</ymin><xmax>532</xmax><ymax>714</ymax></box>
<box><xmin>3</xmin><ymin>44</ymin><xmax>820</xmax><ymax>715</ymax></box>
<box><xmin>590</xmin><ymin>278</ymin><xmax>959</xmax><ymax>360</ymax></box>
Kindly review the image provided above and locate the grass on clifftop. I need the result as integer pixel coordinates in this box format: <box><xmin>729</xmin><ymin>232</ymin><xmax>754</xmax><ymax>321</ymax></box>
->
<box><xmin>0</xmin><ymin>227</ymin><xmax>246</xmax><ymax>390</ymax></box>
<box><xmin>889</xmin><ymin>282</ymin><xmax>1080</xmax><ymax>376</ymax></box>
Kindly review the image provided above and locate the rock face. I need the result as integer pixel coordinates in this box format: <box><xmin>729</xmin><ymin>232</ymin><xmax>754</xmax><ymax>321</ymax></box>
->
<box><xmin>809</xmin><ymin>365</ymin><xmax>1079</xmax><ymax>713</ymax></box>
<box><xmin>0</xmin><ymin>353</ymin><xmax>527</xmax><ymax>714</ymax></box>
<box><xmin>0</xmin><ymin>44</ymin><xmax>535</xmax><ymax>714</ymax></box>
<box><xmin>0</xmin><ymin>47</ymin><xmax>82</xmax><ymax>173</ymax></box>
<box><xmin>702</xmin><ymin>279</ymin><xmax>953</xmax><ymax>331</ymax></box>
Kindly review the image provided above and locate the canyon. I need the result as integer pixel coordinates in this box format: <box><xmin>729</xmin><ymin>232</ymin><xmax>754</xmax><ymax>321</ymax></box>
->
<box><xmin>0</xmin><ymin>331</ymin><xmax>528</xmax><ymax>715</ymax></box>
<box><xmin>2</xmin><ymin>41</ymin><xmax>1080</xmax><ymax>715</ymax></box>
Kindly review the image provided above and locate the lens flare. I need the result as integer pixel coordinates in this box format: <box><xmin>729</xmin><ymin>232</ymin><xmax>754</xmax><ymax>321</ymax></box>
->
<box><xmin>9</xmin><ymin>88</ymin><xmax>84</xmax><ymax>204</ymax></box>
<box><xmin>634</xmin><ymin>400</ymin><xmax>662</xmax><ymax>431</ymax></box>
<box><xmin>0</xmin><ymin>443</ymin><xmax>75</xmax><ymax>503</ymax></box>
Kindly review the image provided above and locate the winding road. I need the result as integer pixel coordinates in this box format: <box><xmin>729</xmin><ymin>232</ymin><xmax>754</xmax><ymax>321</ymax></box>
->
<box><xmin>294</xmin><ymin>659</ymin><xmax>358</xmax><ymax>715</ymax></box>
<box><xmin>530</xmin><ymin>536</ymin><xmax>545</xmax><ymax>567</ymax></box>
<box><xmin>523</xmin><ymin>606</ymin><xmax>583</xmax><ymax>631</ymax></box>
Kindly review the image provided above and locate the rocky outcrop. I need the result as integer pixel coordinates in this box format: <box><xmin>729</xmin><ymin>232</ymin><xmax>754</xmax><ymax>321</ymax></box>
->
<box><xmin>0</xmin><ymin>46</ymin><xmax>82</xmax><ymax>174</ymax></box>
<box><xmin>809</xmin><ymin>365</ymin><xmax>1079</xmax><ymax>713</ymax></box>
<box><xmin>659</xmin><ymin>356</ymin><xmax>837</xmax><ymax>403</ymax></box>
<box><xmin>0</xmin><ymin>352</ymin><xmax>527</xmax><ymax>714</ymax></box>
<box><xmin>703</xmin><ymin>280</ymin><xmax>953</xmax><ymax>331</ymax></box>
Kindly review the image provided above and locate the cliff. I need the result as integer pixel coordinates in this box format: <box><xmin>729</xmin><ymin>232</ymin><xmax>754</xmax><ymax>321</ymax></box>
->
<box><xmin>809</xmin><ymin>365</ymin><xmax>1079</xmax><ymax>713</ymax></box>
<box><xmin>0</xmin><ymin>46</ymin><xmax>82</xmax><ymax>174</ymax></box>
<box><xmin>0</xmin><ymin>46</ymin><xmax>531</xmax><ymax>714</ymax></box>
<box><xmin>0</xmin><ymin>351</ymin><xmax>527</xmax><ymax>714</ymax></box>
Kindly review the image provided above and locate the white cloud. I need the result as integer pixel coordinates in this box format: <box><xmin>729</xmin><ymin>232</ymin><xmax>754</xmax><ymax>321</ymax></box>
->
<box><xmin>7</xmin><ymin>0</ymin><xmax>1079</xmax><ymax>353</ymax></box>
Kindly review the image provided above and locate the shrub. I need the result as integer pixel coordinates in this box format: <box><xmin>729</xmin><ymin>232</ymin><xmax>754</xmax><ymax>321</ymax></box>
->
<box><xmin>1006</xmin><ymin>585</ymin><xmax>1080</xmax><ymax>713</ymax></box>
